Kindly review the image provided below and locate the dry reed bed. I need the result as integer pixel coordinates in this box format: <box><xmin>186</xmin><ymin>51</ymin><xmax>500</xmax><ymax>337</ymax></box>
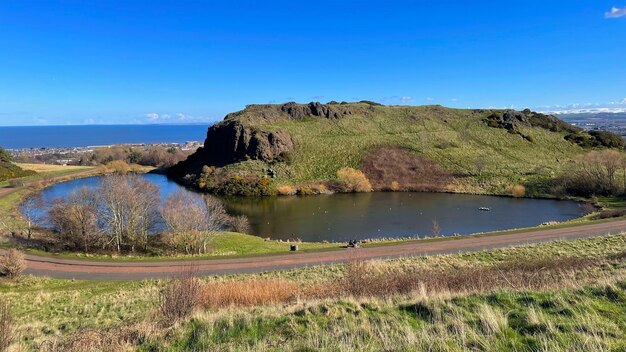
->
<box><xmin>194</xmin><ymin>255</ymin><xmax>619</xmax><ymax>310</ymax></box>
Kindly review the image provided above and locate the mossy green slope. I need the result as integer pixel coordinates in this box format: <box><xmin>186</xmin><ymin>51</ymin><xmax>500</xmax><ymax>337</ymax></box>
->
<box><xmin>0</xmin><ymin>147</ymin><xmax>34</xmax><ymax>182</ymax></box>
<box><xmin>180</xmin><ymin>103</ymin><xmax>597</xmax><ymax>196</ymax></box>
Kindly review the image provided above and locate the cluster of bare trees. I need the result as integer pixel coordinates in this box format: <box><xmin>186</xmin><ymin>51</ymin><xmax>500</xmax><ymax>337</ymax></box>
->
<box><xmin>561</xmin><ymin>150</ymin><xmax>626</xmax><ymax>196</ymax></box>
<box><xmin>77</xmin><ymin>145</ymin><xmax>192</xmax><ymax>168</ymax></box>
<box><xmin>49</xmin><ymin>175</ymin><xmax>160</xmax><ymax>253</ymax></box>
<box><xmin>48</xmin><ymin>175</ymin><xmax>247</xmax><ymax>254</ymax></box>
<box><xmin>161</xmin><ymin>191</ymin><xmax>228</xmax><ymax>254</ymax></box>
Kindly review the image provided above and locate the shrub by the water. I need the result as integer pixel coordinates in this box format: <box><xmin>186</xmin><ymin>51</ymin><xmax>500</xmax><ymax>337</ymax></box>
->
<box><xmin>511</xmin><ymin>184</ymin><xmax>526</xmax><ymax>198</ymax></box>
<box><xmin>198</xmin><ymin>166</ymin><xmax>276</xmax><ymax>196</ymax></box>
<box><xmin>104</xmin><ymin>160</ymin><xmax>131</xmax><ymax>174</ymax></box>
<box><xmin>228</xmin><ymin>215</ymin><xmax>251</xmax><ymax>234</ymax></box>
<box><xmin>276</xmin><ymin>185</ymin><xmax>297</xmax><ymax>195</ymax></box>
<box><xmin>337</xmin><ymin>167</ymin><xmax>372</xmax><ymax>192</ymax></box>
<box><xmin>214</xmin><ymin>175</ymin><xmax>276</xmax><ymax>196</ymax></box>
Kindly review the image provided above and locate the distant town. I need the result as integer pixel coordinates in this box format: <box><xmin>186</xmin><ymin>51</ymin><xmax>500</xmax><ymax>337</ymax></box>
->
<box><xmin>9</xmin><ymin>141</ymin><xmax>202</xmax><ymax>166</ymax></box>
<box><xmin>560</xmin><ymin>112</ymin><xmax>626</xmax><ymax>137</ymax></box>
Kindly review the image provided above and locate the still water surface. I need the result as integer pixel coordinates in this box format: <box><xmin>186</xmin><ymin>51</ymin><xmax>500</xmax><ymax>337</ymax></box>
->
<box><xmin>27</xmin><ymin>174</ymin><xmax>584</xmax><ymax>242</ymax></box>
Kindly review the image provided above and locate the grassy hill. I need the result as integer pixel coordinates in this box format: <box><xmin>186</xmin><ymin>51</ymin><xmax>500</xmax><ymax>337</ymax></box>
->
<box><xmin>0</xmin><ymin>147</ymin><xmax>35</xmax><ymax>183</ymax></box>
<box><xmin>171</xmin><ymin>102</ymin><xmax>622</xmax><ymax>197</ymax></box>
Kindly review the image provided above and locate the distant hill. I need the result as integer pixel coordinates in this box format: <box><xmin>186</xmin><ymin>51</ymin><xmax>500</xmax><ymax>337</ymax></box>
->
<box><xmin>0</xmin><ymin>147</ymin><xmax>35</xmax><ymax>182</ymax></box>
<box><xmin>169</xmin><ymin>102</ymin><xmax>624</xmax><ymax>196</ymax></box>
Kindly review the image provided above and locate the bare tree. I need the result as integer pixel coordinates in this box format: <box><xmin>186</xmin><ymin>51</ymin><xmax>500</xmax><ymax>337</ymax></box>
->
<box><xmin>201</xmin><ymin>195</ymin><xmax>231</xmax><ymax>253</ymax></box>
<box><xmin>475</xmin><ymin>156</ymin><xmax>486</xmax><ymax>176</ymax></box>
<box><xmin>563</xmin><ymin>150</ymin><xmax>626</xmax><ymax>196</ymax></box>
<box><xmin>160</xmin><ymin>192</ymin><xmax>232</xmax><ymax>254</ymax></box>
<box><xmin>49</xmin><ymin>187</ymin><xmax>99</xmax><ymax>252</ymax></box>
<box><xmin>21</xmin><ymin>194</ymin><xmax>43</xmax><ymax>240</ymax></box>
<box><xmin>431</xmin><ymin>219</ymin><xmax>442</xmax><ymax>237</ymax></box>
<box><xmin>100</xmin><ymin>175</ymin><xmax>128</xmax><ymax>252</ymax></box>
<box><xmin>125</xmin><ymin>176</ymin><xmax>160</xmax><ymax>251</ymax></box>
<box><xmin>99</xmin><ymin>175</ymin><xmax>160</xmax><ymax>253</ymax></box>
<box><xmin>161</xmin><ymin>191</ymin><xmax>210</xmax><ymax>254</ymax></box>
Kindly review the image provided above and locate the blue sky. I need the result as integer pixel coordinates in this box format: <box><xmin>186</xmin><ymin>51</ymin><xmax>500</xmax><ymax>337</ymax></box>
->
<box><xmin>0</xmin><ymin>1</ymin><xmax>625</xmax><ymax>126</ymax></box>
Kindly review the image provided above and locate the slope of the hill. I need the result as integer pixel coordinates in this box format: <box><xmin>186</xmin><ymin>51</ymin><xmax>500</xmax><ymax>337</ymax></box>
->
<box><xmin>169</xmin><ymin>102</ymin><xmax>623</xmax><ymax>196</ymax></box>
<box><xmin>0</xmin><ymin>147</ymin><xmax>34</xmax><ymax>182</ymax></box>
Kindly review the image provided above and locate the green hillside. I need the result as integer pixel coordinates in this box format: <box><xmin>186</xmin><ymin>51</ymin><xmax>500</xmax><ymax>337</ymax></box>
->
<box><xmin>0</xmin><ymin>147</ymin><xmax>34</xmax><ymax>182</ymax></box>
<box><xmin>171</xmin><ymin>102</ymin><xmax>622</xmax><ymax>197</ymax></box>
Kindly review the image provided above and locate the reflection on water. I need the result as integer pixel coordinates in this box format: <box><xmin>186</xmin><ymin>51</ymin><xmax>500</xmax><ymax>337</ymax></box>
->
<box><xmin>221</xmin><ymin>192</ymin><xmax>583</xmax><ymax>242</ymax></box>
<box><xmin>27</xmin><ymin>174</ymin><xmax>584</xmax><ymax>242</ymax></box>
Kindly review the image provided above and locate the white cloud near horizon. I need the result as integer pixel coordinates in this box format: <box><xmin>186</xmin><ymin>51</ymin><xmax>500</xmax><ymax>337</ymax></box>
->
<box><xmin>537</xmin><ymin>100</ymin><xmax>626</xmax><ymax>115</ymax></box>
<box><xmin>605</xmin><ymin>6</ymin><xmax>626</xmax><ymax>18</ymax></box>
<box><xmin>143</xmin><ymin>112</ymin><xmax>211</xmax><ymax>123</ymax></box>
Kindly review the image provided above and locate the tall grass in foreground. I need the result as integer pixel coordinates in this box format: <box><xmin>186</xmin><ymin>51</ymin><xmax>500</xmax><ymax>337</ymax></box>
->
<box><xmin>192</xmin><ymin>256</ymin><xmax>606</xmax><ymax>309</ymax></box>
<box><xmin>0</xmin><ymin>301</ymin><xmax>15</xmax><ymax>352</ymax></box>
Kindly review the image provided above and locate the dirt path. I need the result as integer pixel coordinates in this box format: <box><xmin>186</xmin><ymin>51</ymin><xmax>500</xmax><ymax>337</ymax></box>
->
<box><xmin>4</xmin><ymin>219</ymin><xmax>626</xmax><ymax>280</ymax></box>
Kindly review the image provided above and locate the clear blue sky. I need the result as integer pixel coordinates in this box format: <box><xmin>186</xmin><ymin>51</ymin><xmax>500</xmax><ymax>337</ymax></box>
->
<box><xmin>1</xmin><ymin>1</ymin><xmax>625</xmax><ymax>126</ymax></box>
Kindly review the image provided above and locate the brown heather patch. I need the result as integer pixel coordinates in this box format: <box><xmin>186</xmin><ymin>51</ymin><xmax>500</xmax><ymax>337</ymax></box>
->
<box><xmin>361</xmin><ymin>146</ymin><xmax>454</xmax><ymax>191</ymax></box>
<box><xmin>194</xmin><ymin>255</ymin><xmax>610</xmax><ymax>309</ymax></box>
<box><xmin>199</xmin><ymin>278</ymin><xmax>299</xmax><ymax>309</ymax></box>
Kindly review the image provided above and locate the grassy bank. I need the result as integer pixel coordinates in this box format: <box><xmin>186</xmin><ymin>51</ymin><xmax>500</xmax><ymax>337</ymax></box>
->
<box><xmin>0</xmin><ymin>165</ymin><xmax>98</xmax><ymax>236</ymax></box>
<box><xmin>0</xmin><ymin>164</ymin><xmax>91</xmax><ymax>188</ymax></box>
<box><xmin>10</xmin><ymin>232</ymin><xmax>341</xmax><ymax>262</ymax></box>
<box><xmin>2</xmin><ymin>234</ymin><xmax>626</xmax><ymax>351</ymax></box>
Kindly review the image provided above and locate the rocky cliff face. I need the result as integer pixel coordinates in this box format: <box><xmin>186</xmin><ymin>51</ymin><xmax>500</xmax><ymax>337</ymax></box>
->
<box><xmin>168</xmin><ymin>120</ymin><xmax>293</xmax><ymax>177</ymax></box>
<box><xmin>226</xmin><ymin>101</ymin><xmax>377</xmax><ymax>121</ymax></box>
<box><xmin>203</xmin><ymin>120</ymin><xmax>294</xmax><ymax>166</ymax></box>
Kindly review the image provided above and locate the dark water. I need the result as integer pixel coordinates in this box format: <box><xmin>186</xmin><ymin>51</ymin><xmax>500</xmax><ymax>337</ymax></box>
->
<box><xmin>27</xmin><ymin>174</ymin><xmax>585</xmax><ymax>242</ymax></box>
<box><xmin>0</xmin><ymin>124</ymin><xmax>207</xmax><ymax>149</ymax></box>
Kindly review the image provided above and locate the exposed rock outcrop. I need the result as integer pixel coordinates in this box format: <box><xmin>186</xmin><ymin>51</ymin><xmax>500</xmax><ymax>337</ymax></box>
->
<box><xmin>226</xmin><ymin>101</ymin><xmax>377</xmax><ymax>122</ymax></box>
<box><xmin>168</xmin><ymin>120</ymin><xmax>294</xmax><ymax>177</ymax></box>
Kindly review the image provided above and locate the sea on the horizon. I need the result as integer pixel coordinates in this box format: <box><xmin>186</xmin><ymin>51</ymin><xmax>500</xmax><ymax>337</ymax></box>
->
<box><xmin>0</xmin><ymin>124</ymin><xmax>209</xmax><ymax>149</ymax></box>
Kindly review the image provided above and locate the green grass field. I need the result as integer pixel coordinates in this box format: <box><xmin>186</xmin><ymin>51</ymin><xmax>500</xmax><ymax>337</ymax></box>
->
<box><xmin>2</xmin><ymin>234</ymin><xmax>626</xmax><ymax>351</ymax></box>
<box><xmin>12</xmin><ymin>232</ymin><xmax>341</xmax><ymax>262</ymax></box>
<box><xmin>224</xmin><ymin>105</ymin><xmax>585</xmax><ymax>196</ymax></box>
<box><xmin>0</xmin><ymin>164</ymin><xmax>92</xmax><ymax>188</ymax></box>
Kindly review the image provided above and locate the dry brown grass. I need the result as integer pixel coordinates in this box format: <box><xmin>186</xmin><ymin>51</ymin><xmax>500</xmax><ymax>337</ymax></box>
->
<box><xmin>192</xmin><ymin>255</ymin><xmax>606</xmax><ymax>310</ymax></box>
<box><xmin>362</xmin><ymin>146</ymin><xmax>454</xmax><ymax>191</ymax></box>
<box><xmin>317</xmin><ymin>257</ymin><xmax>599</xmax><ymax>299</ymax></box>
<box><xmin>13</xmin><ymin>163</ymin><xmax>86</xmax><ymax>173</ymax></box>
<box><xmin>276</xmin><ymin>185</ymin><xmax>297</xmax><ymax>195</ymax></box>
<box><xmin>200</xmin><ymin>278</ymin><xmax>299</xmax><ymax>308</ymax></box>
<box><xmin>1</xmin><ymin>249</ymin><xmax>25</xmax><ymax>280</ymax></box>
<box><xmin>104</xmin><ymin>160</ymin><xmax>131</xmax><ymax>174</ymax></box>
